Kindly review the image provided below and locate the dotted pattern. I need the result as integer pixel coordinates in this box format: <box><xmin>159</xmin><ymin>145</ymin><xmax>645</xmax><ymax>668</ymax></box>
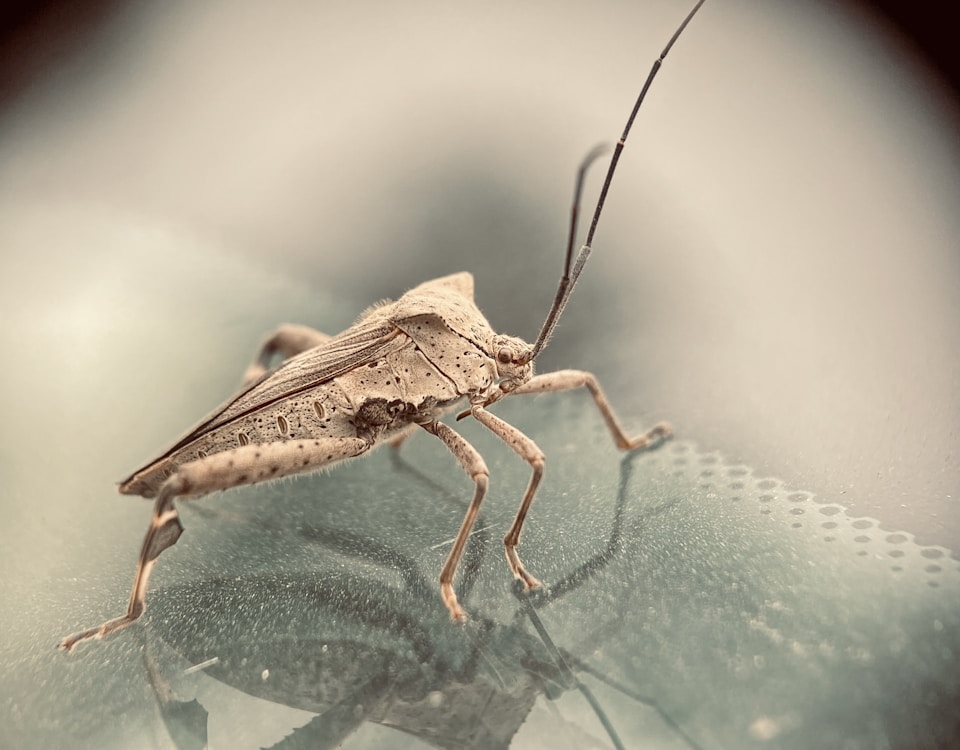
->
<box><xmin>666</xmin><ymin>442</ymin><xmax>959</xmax><ymax>588</ymax></box>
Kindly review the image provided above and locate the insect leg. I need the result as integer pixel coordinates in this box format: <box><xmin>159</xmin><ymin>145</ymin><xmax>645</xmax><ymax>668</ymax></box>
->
<box><xmin>60</xmin><ymin>480</ymin><xmax>183</xmax><ymax>652</ymax></box>
<box><xmin>418</xmin><ymin>419</ymin><xmax>490</xmax><ymax>622</ymax></box>
<box><xmin>469</xmin><ymin>405</ymin><xmax>546</xmax><ymax>591</ymax></box>
<box><xmin>509</xmin><ymin>370</ymin><xmax>672</xmax><ymax>451</ymax></box>
<box><xmin>242</xmin><ymin>323</ymin><xmax>332</xmax><ymax>384</ymax></box>
<box><xmin>385</xmin><ymin>423</ymin><xmax>418</xmax><ymax>449</ymax></box>
<box><xmin>60</xmin><ymin>436</ymin><xmax>370</xmax><ymax>651</ymax></box>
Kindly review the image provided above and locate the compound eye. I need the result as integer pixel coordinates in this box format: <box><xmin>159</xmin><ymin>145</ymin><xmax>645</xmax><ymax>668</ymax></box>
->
<box><xmin>497</xmin><ymin>348</ymin><xmax>513</xmax><ymax>365</ymax></box>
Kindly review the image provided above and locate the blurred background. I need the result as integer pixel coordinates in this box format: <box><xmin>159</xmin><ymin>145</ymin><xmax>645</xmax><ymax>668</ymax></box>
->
<box><xmin>1</xmin><ymin>0</ymin><xmax>956</xmax><ymax>549</ymax></box>
<box><xmin>0</xmin><ymin>0</ymin><xmax>958</xmax><ymax>747</ymax></box>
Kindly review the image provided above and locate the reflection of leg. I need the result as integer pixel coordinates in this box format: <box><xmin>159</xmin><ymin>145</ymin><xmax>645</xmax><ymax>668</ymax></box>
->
<box><xmin>529</xmin><ymin>454</ymin><xmax>633</xmax><ymax>606</ymax></box>
<box><xmin>242</xmin><ymin>323</ymin><xmax>332</xmax><ymax>385</ymax></box>
<box><xmin>510</xmin><ymin>369</ymin><xmax>671</xmax><ymax>450</ymax></box>
<box><xmin>61</xmin><ymin>436</ymin><xmax>370</xmax><ymax>651</ymax></box>
<box><xmin>297</xmin><ymin>523</ymin><xmax>430</xmax><ymax>592</ymax></box>
<box><xmin>142</xmin><ymin>630</ymin><xmax>210</xmax><ymax>748</ymax></box>
<box><xmin>261</xmin><ymin>696</ymin><xmax>377</xmax><ymax>750</ymax></box>
<box><xmin>419</xmin><ymin>420</ymin><xmax>489</xmax><ymax>621</ymax></box>
<box><xmin>469</xmin><ymin>405</ymin><xmax>546</xmax><ymax>590</ymax></box>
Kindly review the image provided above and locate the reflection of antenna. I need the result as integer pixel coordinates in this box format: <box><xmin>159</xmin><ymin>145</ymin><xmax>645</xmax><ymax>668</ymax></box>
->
<box><xmin>515</xmin><ymin>453</ymin><xmax>704</xmax><ymax>750</ymax></box>
<box><xmin>569</xmin><ymin>650</ymin><xmax>707</xmax><ymax>750</ymax></box>
<box><xmin>530</xmin><ymin>0</ymin><xmax>708</xmax><ymax>360</ymax></box>
<box><xmin>519</xmin><ymin>592</ymin><xmax>704</xmax><ymax>750</ymax></box>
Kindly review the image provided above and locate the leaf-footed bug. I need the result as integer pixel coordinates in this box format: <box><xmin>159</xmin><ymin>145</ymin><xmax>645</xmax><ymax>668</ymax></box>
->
<box><xmin>61</xmin><ymin>0</ymin><xmax>706</xmax><ymax>652</ymax></box>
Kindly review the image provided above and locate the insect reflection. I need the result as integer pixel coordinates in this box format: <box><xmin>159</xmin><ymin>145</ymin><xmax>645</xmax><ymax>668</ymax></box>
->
<box><xmin>140</xmin><ymin>454</ymin><xmax>702</xmax><ymax>750</ymax></box>
<box><xmin>60</xmin><ymin>0</ymin><xmax>704</xmax><ymax>651</ymax></box>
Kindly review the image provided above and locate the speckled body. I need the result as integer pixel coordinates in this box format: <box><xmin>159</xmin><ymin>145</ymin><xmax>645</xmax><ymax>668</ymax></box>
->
<box><xmin>119</xmin><ymin>272</ymin><xmax>528</xmax><ymax>499</ymax></box>
<box><xmin>61</xmin><ymin>0</ymin><xmax>699</xmax><ymax>650</ymax></box>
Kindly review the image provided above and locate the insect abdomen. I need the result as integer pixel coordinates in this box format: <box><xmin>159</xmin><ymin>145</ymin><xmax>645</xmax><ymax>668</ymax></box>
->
<box><xmin>120</xmin><ymin>341</ymin><xmax>465</xmax><ymax>499</ymax></box>
<box><xmin>119</xmin><ymin>382</ymin><xmax>354</xmax><ymax>497</ymax></box>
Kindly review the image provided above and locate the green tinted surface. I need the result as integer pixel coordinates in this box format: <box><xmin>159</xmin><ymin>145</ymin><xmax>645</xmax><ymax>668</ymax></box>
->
<box><xmin>10</xmin><ymin>396</ymin><xmax>959</xmax><ymax>749</ymax></box>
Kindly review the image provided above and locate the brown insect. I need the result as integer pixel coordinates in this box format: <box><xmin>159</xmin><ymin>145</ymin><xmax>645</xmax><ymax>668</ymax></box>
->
<box><xmin>61</xmin><ymin>0</ymin><xmax>706</xmax><ymax>652</ymax></box>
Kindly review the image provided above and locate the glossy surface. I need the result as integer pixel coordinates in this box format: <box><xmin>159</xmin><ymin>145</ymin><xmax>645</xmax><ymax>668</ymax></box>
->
<box><xmin>1</xmin><ymin>1</ymin><xmax>958</xmax><ymax>748</ymax></box>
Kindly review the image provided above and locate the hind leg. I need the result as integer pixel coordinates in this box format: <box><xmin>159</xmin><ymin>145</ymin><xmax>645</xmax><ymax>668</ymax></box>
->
<box><xmin>60</xmin><ymin>436</ymin><xmax>370</xmax><ymax>651</ymax></box>
<box><xmin>60</xmin><ymin>485</ymin><xmax>184</xmax><ymax>651</ymax></box>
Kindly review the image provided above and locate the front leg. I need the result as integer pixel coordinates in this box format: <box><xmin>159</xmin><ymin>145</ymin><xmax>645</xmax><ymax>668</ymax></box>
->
<box><xmin>509</xmin><ymin>369</ymin><xmax>672</xmax><ymax>450</ymax></box>
<box><xmin>470</xmin><ymin>405</ymin><xmax>546</xmax><ymax>591</ymax></box>
<box><xmin>242</xmin><ymin>323</ymin><xmax>332</xmax><ymax>385</ymax></box>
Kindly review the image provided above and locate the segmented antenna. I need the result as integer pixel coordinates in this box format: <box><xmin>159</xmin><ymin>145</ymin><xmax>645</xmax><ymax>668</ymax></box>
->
<box><xmin>530</xmin><ymin>0</ymin><xmax>707</xmax><ymax>360</ymax></box>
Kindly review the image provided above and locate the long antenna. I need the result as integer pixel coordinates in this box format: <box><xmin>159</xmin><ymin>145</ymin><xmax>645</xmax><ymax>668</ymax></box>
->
<box><xmin>529</xmin><ymin>0</ymin><xmax>707</xmax><ymax>360</ymax></box>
